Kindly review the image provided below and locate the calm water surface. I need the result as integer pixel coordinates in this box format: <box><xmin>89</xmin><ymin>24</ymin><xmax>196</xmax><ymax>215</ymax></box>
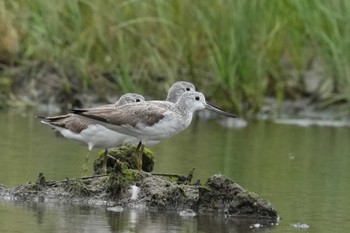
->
<box><xmin>0</xmin><ymin>109</ymin><xmax>349</xmax><ymax>233</ymax></box>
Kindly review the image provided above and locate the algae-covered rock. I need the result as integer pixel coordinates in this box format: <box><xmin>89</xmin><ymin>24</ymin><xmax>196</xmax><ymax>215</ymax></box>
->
<box><xmin>93</xmin><ymin>144</ymin><xmax>155</xmax><ymax>174</ymax></box>
<box><xmin>135</xmin><ymin>174</ymin><xmax>278</xmax><ymax>219</ymax></box>
<box><xmin>0</xmin><ymin>172</ymin><xmax>278</xmax><ymax>219</ymax></box>
<box><xmin>64</xmin><ymin>179</ymin><xmax>90</xmax><ymax>197</ymax></box>
<box><xmin>0</xmin><ymin>145</ymin><xmax>278</xmax><ymax>219</ymax></box>
<box><xmin>105</xmin><ymin>160</ymin><xmax>147</xmax><ymax>199</ymax></box>
<box><xmin>197</xmin><ymin>175</ymin><xmax>278</xmax><ymax>218</ymax></box>
<box><xmin>137</xmin><ymin>176</ymin><xmax>198</xmax><ymax>209</ymax></box>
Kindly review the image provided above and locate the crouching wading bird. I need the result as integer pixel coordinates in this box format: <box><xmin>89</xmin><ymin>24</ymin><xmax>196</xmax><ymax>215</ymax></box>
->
<box><xmin>72</xmin><ymin>91</ymin><xmax>236</xmax><ymax>170</ymax></box>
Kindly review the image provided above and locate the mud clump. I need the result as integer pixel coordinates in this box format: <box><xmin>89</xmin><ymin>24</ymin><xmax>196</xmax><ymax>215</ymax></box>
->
<box><xmin>197</xmin><ymin>175</ymin><xmax>278</xmax><ymax>218</ymax></box>
<box><xmin>136</xmin><ymin>174</ymin><xmax>278</xmax><ymax>218</ymax></box>
<box><xmin>137</xmin><ymin>175</ymin><xmax>198</xmax><ymax>209</ymax></box>
<box><xmin>0</xmin><ymin>146</ymin><xmax>279</xmax><ymax>219</ymax></box>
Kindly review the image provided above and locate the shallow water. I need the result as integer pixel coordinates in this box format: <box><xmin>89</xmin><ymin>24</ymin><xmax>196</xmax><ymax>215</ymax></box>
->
<box><xmin>1</xmin><ymin>109</ymin><xmax>350</xmax><ymax>233</ymax></box>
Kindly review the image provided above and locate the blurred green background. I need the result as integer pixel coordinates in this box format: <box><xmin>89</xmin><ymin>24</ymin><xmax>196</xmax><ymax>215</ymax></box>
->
<box><xmin>1</xmin><ymin>0</ymin><xmax>350</xmax><ymax>116</ymax></box>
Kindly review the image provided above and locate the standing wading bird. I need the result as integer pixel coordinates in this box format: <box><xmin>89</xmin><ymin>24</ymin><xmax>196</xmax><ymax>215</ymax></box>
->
<box><xmin>72</xmin><ymin>91</ymin><xmax>236</xmax><ymax>170</ymax></box>
<box><xmin>125</xmin><ymin>81</ymin><xmax>196</xmax><ymax>147</ymax></box>
<box><xmin>38</xmin><ymin>81</ymin><xmax>196</xmax><ymax>171</ymax></box>
<box><xmin>71</xmin><ymin>81</ymin><xmax>197</xmax><ymax>169</ymax></box>
<box><xmin>37</xmin><ymin>93</ymin><xmax>145</xmax><ymax>171</ymax></box>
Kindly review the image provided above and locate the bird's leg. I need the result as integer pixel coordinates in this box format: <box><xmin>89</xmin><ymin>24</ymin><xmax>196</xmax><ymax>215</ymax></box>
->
<box><xmin>138</xmin><ymin>144</ymin><xmax>145</xmax><ymax>169</ymax></box>
<box><xmin>102</xmin><ymin>148</ymin><xmax>119</xmax><ymax>174</ymax></box>
<box><xmin>82</xmin><ymin>143</ymin><xmax>94</xmax><ymax>174</ymax></box>
<box><xmin>102</xmin><ymin>149</ymin><xmax>109</xmax><ymax>174</ymax></box>
<box><xmin>82</xmin><ymin>150</ymin><xmax>91</xmax><ymax>173</ymax></box>
<box><xmin>131</xmin><ymin>141</ymin><xmax>143</xmax><ymax>170</ymax></box>
<box><xmin>135</xmin><ymin>141</ymin><xmax>142</xmax><ymax>152</ymax></box>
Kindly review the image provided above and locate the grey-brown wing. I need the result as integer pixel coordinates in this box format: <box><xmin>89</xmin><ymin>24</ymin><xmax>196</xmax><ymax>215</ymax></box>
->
<box><xmin>80</xmin><ymin>108</ymin><xmax>117</xmax><ymax>118</ymax></box>
<box><xmin>106</xmin><ymin>104</ymin><xmax>166</xmax><ymax>128</ymax></box>
<box><xmin>37</xmin><ymin>114</ymin><xmax>71</xmax><ymax>121</ymax></box>
<box><xmin>81</xmin><ymin>104</ymin><xmax>115</xmax><ymax>111</ymax></box>
<box><xmin>62</xmin><ymin>116</ymin><xmax>93</xmax><ymax>133</ymax></box>
<box><xmin>45</xmin><ymin>115</ymin><xmax>91</xmax><ymax>133</ymax></box>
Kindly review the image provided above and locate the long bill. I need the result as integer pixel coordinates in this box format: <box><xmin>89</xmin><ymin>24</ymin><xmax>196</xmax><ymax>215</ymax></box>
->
<box><xmin>204</xmin><ymin>102</ymin><xmax>237</xmax><ymax>118</ymax></box>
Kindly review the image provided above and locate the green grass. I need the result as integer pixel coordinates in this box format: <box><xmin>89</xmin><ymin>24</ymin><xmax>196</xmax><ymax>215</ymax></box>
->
<box><xmin>1</xmin><ymin>0</ymin><xmax>350</xmax><ymax>115</ymax></box>
<box><xmin>293</xmin><ymin>0</ymin><xmax>350</xmax><ymax>103</ymax></box>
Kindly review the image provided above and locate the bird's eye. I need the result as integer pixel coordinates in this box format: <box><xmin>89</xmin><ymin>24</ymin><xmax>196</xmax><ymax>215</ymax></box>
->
<box><xmin>136</xmin><ymin>99</ymin><xmax>141</xmax><ymax>102</ymax></box>
<box><xmin>186</xmin><ymin>87</ymin><xmax>191</xmax><ymax>91</ymax></box>
<box><xmin>195</xmin><ymin>96</ymin><xmax>200</xmax><ymax>101</ymax></box>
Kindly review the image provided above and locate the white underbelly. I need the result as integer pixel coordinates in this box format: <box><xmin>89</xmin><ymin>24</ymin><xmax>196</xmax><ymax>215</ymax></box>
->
<box><xmin>55</xmin><ymin>124</ymin><xmax>134</xmax><ymax>149</ymax></box>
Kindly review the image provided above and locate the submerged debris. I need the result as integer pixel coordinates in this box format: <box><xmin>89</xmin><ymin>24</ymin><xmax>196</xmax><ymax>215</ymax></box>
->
<box><xmin>106</xmin><ymin>206</ymin><xmax>124</xmax><ymax>213</ymax></box>
<box><xmin>250</xmin><ymin>223</ymin><xmax>263</xmax><ymax>229</ymax></box>
<box><xmin>179</xmin><ymin>209</ymin><xmax>197</xmax><ymax>217</ymax></box>
<box><xmin>290</xmin><ymin>223</ymin><xmax>310</xmax><ymax>229</ymax></box>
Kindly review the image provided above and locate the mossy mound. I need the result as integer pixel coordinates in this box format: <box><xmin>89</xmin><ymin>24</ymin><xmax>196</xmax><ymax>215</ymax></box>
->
<box><xmin>93</xmin><ymin>144</ymin><xmax>155</xmax><ymax>174</ymax></box>
<box><xmin>136</xmin><ymin>174</ymin><xmax>278</xmax><ymax>218</ymax></box>
<box><xmin>0</xmin><ymin>145</ymin><xmax>279</xmax><ymax>219</ymax></box>
<box><xmin>197</xmin><ymin>175</ymin><xmax>277</xmax><ymax>218</ymax></box>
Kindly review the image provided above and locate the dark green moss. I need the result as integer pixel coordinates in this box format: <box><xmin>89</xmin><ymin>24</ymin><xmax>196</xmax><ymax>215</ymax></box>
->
<box><xmin>63</xmin><ymin>179</ymin><xmax>90</xmax><ymax>197</ymax></box>
<box><xmin>105</xmin><ymin>158</ymin><xmax>146</xmax><ymax>198</ymax></box>
<box><xmin>93</xmin><ymin>150</ymin><xmax>108</xmax><ymax>175</ymax></box>
<box><xmin>93</xmin><ymin>144</ymin><xmax>155</xmax><ymax>174</ymax></box>
<box><xmin>142</xmin><ymin>147</ymin><xmax>155</xmax><ymax>172</ymax></box>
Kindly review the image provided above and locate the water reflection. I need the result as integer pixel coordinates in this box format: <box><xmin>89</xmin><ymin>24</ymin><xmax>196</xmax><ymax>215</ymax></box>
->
<box><xmin>0</xmin><ymin>201</ymin><xmax>277</xmax><ymax>233</ymax></box>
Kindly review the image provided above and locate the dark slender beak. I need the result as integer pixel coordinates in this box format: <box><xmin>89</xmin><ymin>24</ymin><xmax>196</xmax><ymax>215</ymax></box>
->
<box><xmin>204</xmin><ymin>102</ymin><xmax>237</xmax><ymax>118</ymax></box>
